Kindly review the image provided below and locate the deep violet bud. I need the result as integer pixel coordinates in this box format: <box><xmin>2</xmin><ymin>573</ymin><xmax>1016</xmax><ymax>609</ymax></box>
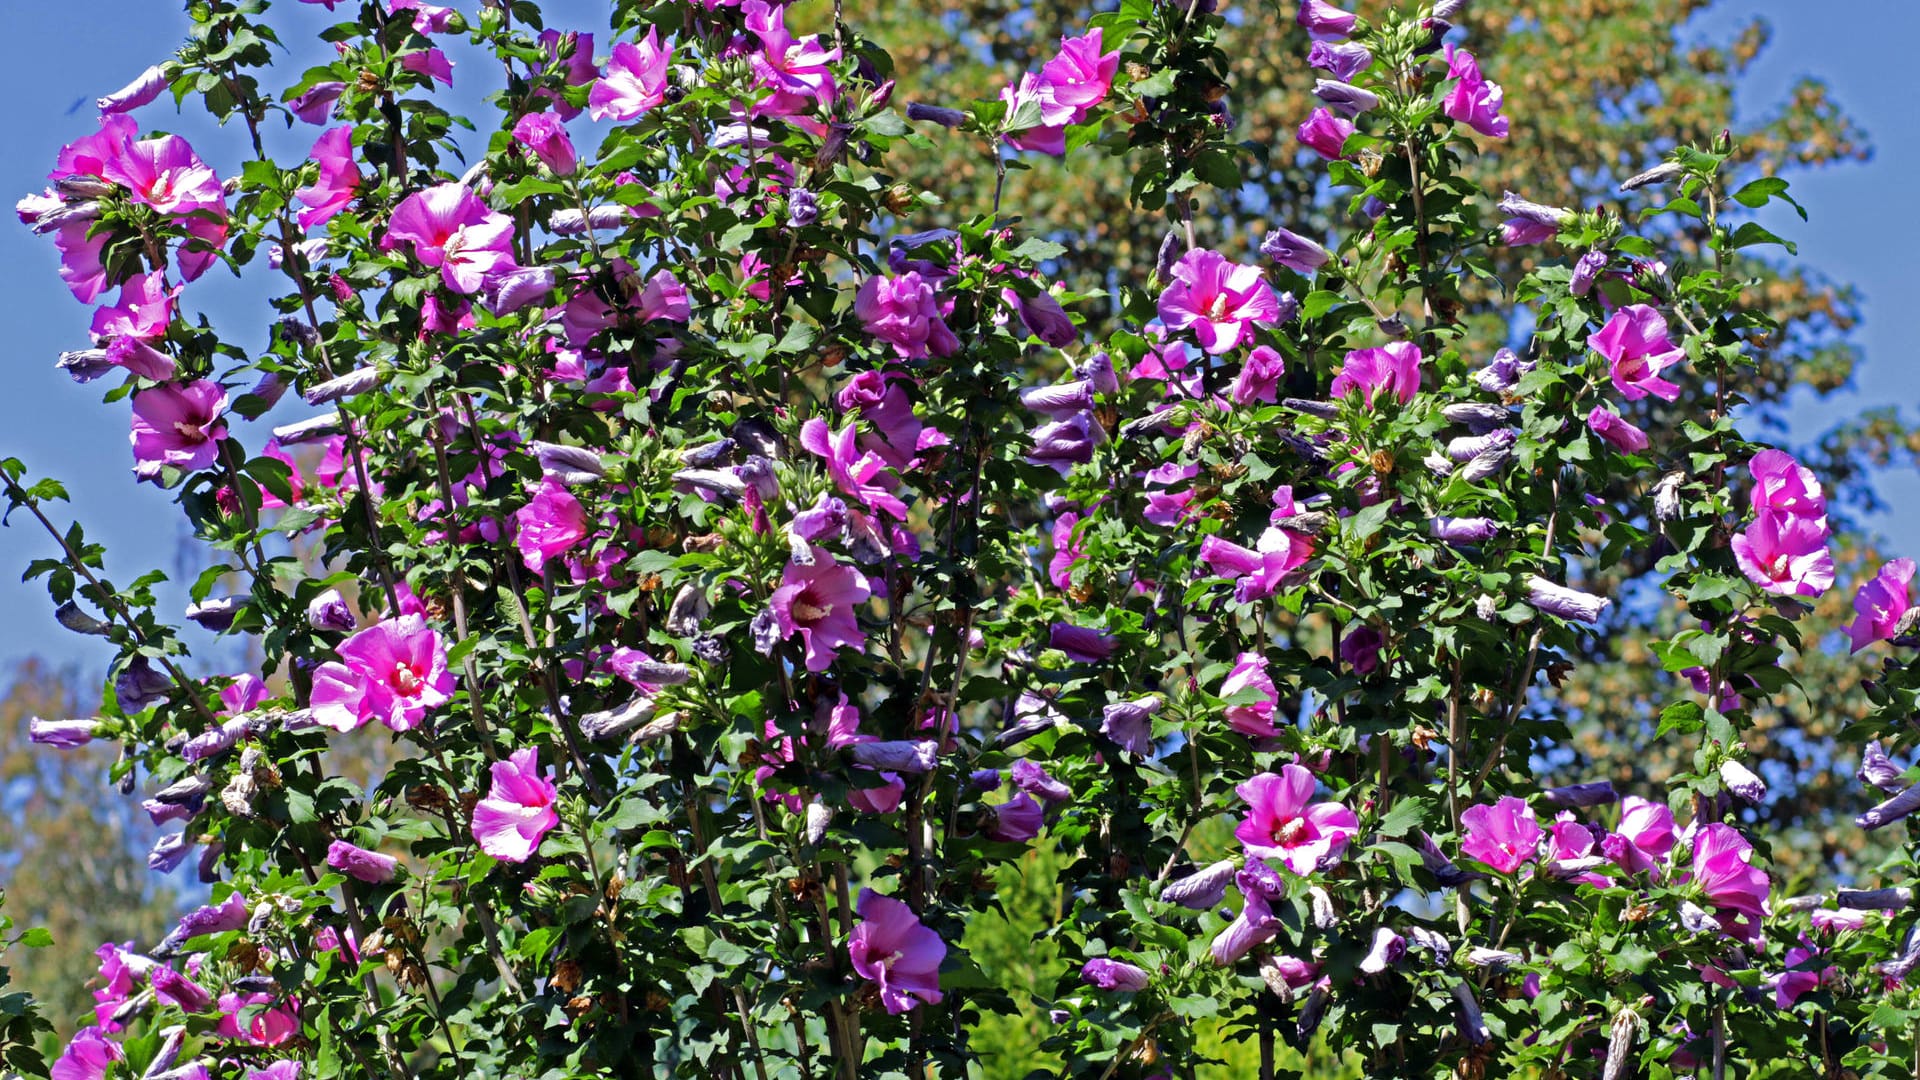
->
<box><xmin>1237</xmin><ymin>859</ymin><xmax>1287</xmax><ymax>903</ymax></box>
<box><xmin>986</xmin><ymin>793</ymin><xmax>1045</xmax><ymax>842</ymax></box>
<box><xmin>1451</xmin><ymin>982</ymin><xmax>1490</xmax><ymax>1045</ymax></box>
<box><xmin>1430</xmin><ymin>516</ymin><xmax>1499</xmax><ymax>544</ymax></box>
<box><xmin>1359</xmin><ymin>927</ymin><xmax>1405</xmax><ymax>974</ymax></box>
<box><xmin>531</xmin><ymin>441</ymin><xmax>605</xmax><ymax>485</ymax></box>
<box><xmin>1080</xmin><ymin>958</ymin><xmax>1152</xmax><ymax>992</ymax></box>
<box><xmin>1620</xmin><ymin>161</ymin><xmax>1685</xmax><ymax>192</ymax></box>
<box><xmin>1447</xmin><ymin>428</ymin><xmax>1516</xmax><ymax>462</ymax></box>
<box><xmin>57</xmin><ymin>349</ymin><xmax>116</xmax><ymax>383</ymax></box>
<box><xmin>1260</xmin><ymin>226</ymin><xmax>1331</xmax><ymax>274</ymax></box>
<box><xmin>29</xmin><ymin>716</ymin><xmax>99</xmax><ymax>748</ymax></box>
<box><xmin>1855</xmin><ymin>782</ymin><xmax>1920</xmax><ymax>831</ymax></box>
<box><xmin>1405</xmin><ymin>927</ymin><xmax>1454</xmax><ymax>966</ymax></box>
<box><xmin>1541</xmin><ymin>781</ymin><xmax>1618</xmax><ymax>809</ymax></box>
<box><xmin>1340</xmin><ymin>626</ymin><xmax>1384</xmax><ymax>674</ymax></box>
<box><xmin>905</xmin><ymin>102</ymin><xmax>967</xmax><ymax>127</ymax></box>
<box><xmin>1161</xmin><ymin>860</ymin><xmax>1236</xmax><ymax>909</ymax></box>
<box><xmin>1525</xmin><ymin>575</ymin><xmax>1610</xmax><ymax>624</ymax></box>
<box><xmin>306</xmin><ymin>589</ymin><xmax>355</xmax><ymax>633</ymax></box>
<box><xmin>1011</xmin><ymin>759</ymin><xmax>1071</xmax><ymax>804</ymax></box>
<box><xmin>1720</xmin><ymin>760</ymin><xmax>1767</xmax><ymax>803</ymax></box>
<box><xmin>1078</xmin><ymin>351</ymin><xmax>1120</xmax><ymax>396</ymax></box>
<box><xmin>1571</xmin><ymin>250</ymin><xmax>1608</xmax><ymax>296</ymax></box>
<box><xmin>1008</xmin><ymin>288</ymin><xmax>1078</xmax><ymax>346</ymax></box>
<box><xmin>786</xmin><ymin>189</ymin><xmax>820</xmax><ymax>228</ymax></box>
<box><xmin>849</xmin><ymin>740</ymin><xmax>939</xmax><ymax>774</ymax></box>
<box><xmin>1048</xmin><ymin>622</ymin><xmax>1114</xmax><ymax>662</ymax></box>
<box><xmin>1837</xmin><ymin>887</ymin><xmax>1913</xmax><ymax>911</ymax></box>
<box><xmin>969</xmin><ymin>769</ymin><xmax>1003</xmax><ymax>790</ymax></box>
<box><xmin>1101</xmin><ymin>695</ymin><xmax>1161</xmax><ymax>756</ymax></box>
<box><xmin>1678</xmin><ymin>901</ymin><xmax>1722</xmax><ymax>934</ymax></box>
<box><xmin>148</xmin><ymin>833</ymin><xmax>190</xmax><ymax>873</ymax></box>
<box><xmin>1456</xmin><ymin>444</ymin><xmax>1512</xmax><ymax>482</ymax></box>
<box><xmin>1283</xmin><ymin>397</ymin><xmax>1339</xmax><ymax>419</ymax></box>
<box><xmin>578</xmin><ymin>696</ymin><xmax>658</xmax><ymax>742</ymax></box>
<box><xmin>1297</xmin><ymin>982</ymin><xmax>1333</xmax><ymax>1039</ymax></box>
<box><xmin>1154</xmin><ymin>231</ymin><xmax>1184</xmax><ymax>282</ymax></box>
<box><xmin>1860</xmin><ymin>742</ymin><xmax>1907</xmax><ymax>795</ymax></box>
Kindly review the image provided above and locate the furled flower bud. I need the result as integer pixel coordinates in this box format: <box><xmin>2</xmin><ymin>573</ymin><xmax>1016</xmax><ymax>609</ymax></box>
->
<box><xmin>1430</xmin><ymin>516</ymin><xmax>1499</xmax><ymax>544</ymax></box>
<box><xmin>1836</xmin><ymin>887</ymin><xmax>1913</xmax><ymax>911</ymax></box>
<box><xmin>1653</xmin><ymin>471</ymin><xmax>1685</xmax><ymax>521</ymax></box>
<box><xmin>1541</xmin><ymin>781</ymin><xmax>1617</xmax><ymax>808</ymax></box>
<box><xmin>1308</xmin><ymin>886</ymin><xmax>1337</xmax><ymax>929</ymax></box>
<box><xmin>1463</xmin><ymin>947</ymin><xmax>1521</xmax><ymax>970</ymax></box>
<box><xmin>1359</xmin><ymin>927</ymin><xmax>1405</xmax><ymax>974</ymax></box>
<box><xmin>1101</xmin><ymin>695</ymin><xmax>1161</xmax><ymax>756</ymax></box>
<box><xmin>1298</xmin><ymin>982</ymin><xmax>1333</xmax><ymax>1039</ymax></box>
<box><xmin>303</xmin><ymin>366</ymin><xmax>382</xmax><ymax>405</ymax></box>
<box><xmin>1525</xmin><ymin>575</ymin><xmax>1610</xmax><ymax>624</ymax></box>
<box><xmin>667</xmin><ymin>585</ymin><xmax>711</xmax><ymax>638</ymax></box>
<box><xmin>849</xmin><ymin>740</ymin><xmax>939</xmax><ymax>774</ymax></box>
<box><xmin>532</xmin><ymin>441</ymin><xmax>606</xmax><ymax>485</ymax></box>
<box><xmin>1571</xmin><ymin>250</ymin><xmax>1609</xmax><ymax>296</ymax></box>
<box><xmin>306</xmin><ymin>589</ymin><xmax>356</xmax><ymax>633</ymax></box>
<box><xmin>1155</xmin><ymin>231</ymin><xmax>1184</xmax><ymax>282</ymax></box>
<box><xmin>787</xmin><ymin>189</ymin><xmax>820</xmax><ymax>228</ymax></box>
<box><xmin>1856</xmin><ymin>782</ymin><xmax>1920</xmax><ymax>831</ymax></box>
<box><xmin>1602</xmin><ymin>1007</ymin><xmax>1642</xmax><ymax>1080</ymax></box>
<box><xmin>1260</xmin><ymin>226</ymin><xmax>1332</xmax><ymax>274</ymax></box>
<box><xmin>1312</xmin><ymin>79</ymin><xmax>1379</xmax><ymax>117</ymax></box>
<box><xmin>28</xmin><ymin>716</ymin><xmax>99</xmax><ymax>748</ymax></box>
<box><xmin>1678</xmin><ymin>901</ymin><xmax>1722</xmax><ymax>934</ymax></box>
<box><xmin>1441</xmin><ymin>402</ymin><xmax>1511</xmax><ymax>434</ymax></box>
<box><xmin>1720</xmin><ymin>760</ymin><xmax>1767</xmax><ymax>803</ymax></box>
<box><xmin>57</xmin><ymin>349</ymin><xmax>116</xmax><ymax>383</ymax></box>
<box><xmin>1619</xmin><ymin>161</ymin><xmax>1685</xmax><ymax>192</ymax></box>
<box><xmin>272</xmin><ymin>413</ymin><xmax>343</xmax><ymax>445</ymax></box>
<box><xmin>1451</xmin><ymin>982</ymin><xmax>1490</xmax><ymax>1045</ymax></box>
<box><xmin>1162</xmin><ymin>860</ymin><xmax>1237</xmax><ymax>909</ymax></box>
<box><xmin>805</xmin><ymin>801</ymin><xmax>832</xmax><ymax>845</ymax></box>
<box><xmin>116</xmin><ymin>657</ymin><xmax>173</xmax><ymax>710</ymax></box>
<box><xmin>905</xmin><ymin>102</ymin><xmax>967</xmax><ymax>127</ymax></box>
<box><xmin>1456</xmin><ymin>444</ymin><xmax>1512</xmax><ymax>481</ymax></box>
<box><xmin>1080</xmin><ymin>957</ymin><xmax>1152</xmax><ymax>992</ymax></box>
<box><xmin>547</xmin><ymin>205</ymin><xmax>633</xmax><ymax>234</ymax></box>
<box><xmin>98</xmin><ymin>64</ymin><xmax>173</xmax><ymax>114</ymax></box>
<box><xmin>185</xmin><ymin>595</ymin><xmax>248</xmax><ymax>632</ymax></box>
<box><xmin>1859</xmin><ymin>741</ymin><xmax>1907</xmax><ymax>794</ymax></box>
<box><xmin>55</xmin><ymin>600</ymin><xmax>112</xmax><ymax>635</ymax></box>
<box><xmin>579</xmin><ymin>695</ymin><xmax>658</xmax><ymax>742</ymax></box>
<box><xmin>1404</xmin><ymin>926</ymin><xmax>1454</xmax><ymax>966</ymax></box>
<box><xmin>181</xmin><ymin>717</ymin><xmax>249</xmax><ymax>762</ymax></box>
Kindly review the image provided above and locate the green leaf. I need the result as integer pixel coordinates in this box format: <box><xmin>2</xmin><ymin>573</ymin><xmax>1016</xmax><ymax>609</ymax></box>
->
<box><xmin>16</xmin><ymin>928</ymin><xmax>51</xmax><ymax>948</ymax></box>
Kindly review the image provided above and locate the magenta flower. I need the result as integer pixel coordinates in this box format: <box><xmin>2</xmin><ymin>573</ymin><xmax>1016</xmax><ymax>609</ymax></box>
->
<box><xmin>1296</xmin><ymin>107</ymin><xmax>1355</xmax><ymax>160</ymax></box>
<box><xmin>1231</xmin><ymin>345</ymin><xmax>1287</xmax><ymax>405</ymax></box>
<box><xmin>216</xmin><ymin>991</ymin><xmax>299</xmax><ymax>1045</ymax></box>
<box><xmin>1037</xmin><ymin>28</ymin><xmax>1119</xmax><ymax>114</ymax></box>
<box><xmin>103</xmin><ymin>134</ymin><xmax>223</xmax><ymax>216</ymax></box>
<box><xmin>1732</xmin><ymin>510</ymin><xmax>1835</xmax><ymax>598</ymax></box>
<box><xmin>51</xmin><ymin>1028</ymin><xmax>122</xmax><ymax>1080</ymax></box>
<box><xmin>1441</xmin><ymin>45</ymin><xmax>1508</xmax><ymax>139</ymax></box>
<box><xmin>743</xmin><ymin>0</ymin><xmax>840</xmax><ymax>119</ymax></box>
<box><xmin>289</xmin><ymin>81</ymin><xmax>345</xmax><ymax>125</ymax></box>
<box><xmin>1690</xmin><ymin>822</ymin><xmax>1769</xmax><ymax>942</ymax></box>
<box><xmin>771</xmin><ymin>546</ymin><xmax>872</xmax><ymax>672</ymax></box>
<box><xmin>848</xmin><ymin>889</ymin><xmax>945</xmax><ymax>1014</ymax></box>
<box><xmin>130</xmin><ymin>380</ymin><xmax>229</xmax><ymax>479</ymax></box>
<box><xmin>400</xmin><ymin>48</ymin><xmax>454</xmax><ymax>86</ymax></box>
<box><xmin>854</xmin><ymin>272</ymin><xmax>959</xmax><ymax>359</ymax></box>
<box><xmin>293</xmin><ymin>127</ymin><xmax>359</xmax><ymax>229</ymax></box>
<box><xmin>514</xmin><ymin>479</ymin><xmax>591</xmax><ymax>575</ymax></box>
<box><xmin>836</xmin><ymin>370</ymin><xmax>925</xmax><ymax>471</ymax></box>
<box><xmin>1330</xmin><ymin>342</ymin><xmax>1422</xmax><ymax>406</ymax></box>
<box><xmin>1297</xmin><ymin>0</ymin><xmax>1358</xmax><ymax>39</ymax></box>
<box><xmin>1199</xmin><ymin>526</ymin><xmax>1313</xmax><ymax>603</ymax></box>
<box><xmin>1748</xmin><ymin>449</ymin><xmax>1826</xmax><ymax>519</ymax></box>
<box><xmin>1459</xmin><ymin>796</ymin><xmax>1542</xmax><ymax>874</ymax></box>
<box><xmin>1590</xmin><ymin>304</ymin><xmax>1685</xmax><ymax>402</ymax></box>
<box><xmin>1602</xmin><ymin>795</ymin><xmax>1676</xmax><ymax>879</ymax></box>
<box><xmin>1000</xmin><ymin>73</ymin><xmax>1077</xmax><ymax>156</ymax></box>
<box><xmin>308</xmin><ymin>615</ymin><xmax>455</xmax><ymax>733</ymax></box>
<box><xmin>1233</xmin><ymin>766</ymin><xmax>1359</xmax><ymax>875</ymax></box>
<box><xmin>385</xmin><ymin>183</ymin><xmax>517</xmax><ymax>294</ymax></box>
<box><xmin>1771</xmin><ymin>940</ymin><xmax>1834</xmax><ymax>1009</ymax></box>
<box><xmin>800</xmin><ymin>417</ymin><xmax>908</xmax><ymax>519</ymax></box>
<box><xmin>390</xmin><ymin>0</ymin><xmax>456</xmax><ymax>33</ymax></box>
<box><xmin>472</xmin><ymin>748</ymin><xmax>559</xmax><ymax>863</ymax></box>
<box><xmin>589</xmin><ymin>28</ymin><xmax>672</xmax><ymax>121</ymax></box>
<box><xmin>511</xmin><ymin>112</ymin><xmax>578</xmax><ymax>175</ymax></box>
<box><xmin>1586</xmin><ymin>406</ymin><xmax>1649</xmax><ymax>453</ymax></box>
<box><xmin>90</xmin><ymin>271</ymin><xmax>174</xmax><ymax>343</ymax></box>
<box><xmin>1221</xmin><ymin>651</ymin><xmax>1280</xmax><ymax>738</ymax></box>
<box><xmin>1157</xmin><ymin>248</ymin><xmax>1283</xmax><ymax>354</ymax></box>
<box><xmin>325</xmin><ymin>839</ymin><xmax>399</xmax><ymax>884</ymax></box>
<box><xmin>1849</xmin><ymin>559</ymin><xmax>1916</xmax><ymax>653</ymax></box>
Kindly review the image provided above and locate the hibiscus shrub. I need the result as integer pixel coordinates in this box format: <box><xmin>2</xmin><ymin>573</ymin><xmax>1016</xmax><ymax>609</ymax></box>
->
<box><xmin>11</xmin><ymin>0</ymin><xmax>1920</xmax><ymax>1077</ymax></box>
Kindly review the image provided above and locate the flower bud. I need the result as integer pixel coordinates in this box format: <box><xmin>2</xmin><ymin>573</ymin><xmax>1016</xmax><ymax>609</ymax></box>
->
<box><xmin>306</xmin><ymin>589</ymin><xmax>356</xmax><ymax>633</ymax></box>
<box><xmin>1081</xmin><ymin>957</ymin><xmax>1152</xmax><ymax>992</ymax></box>
<box><xmin>1837</xmin><ymin>886</ymin><xmax>1913</xmax><ymax>910</ymax></box>
<box><xmin>1298</xmin><ymin>982</ymin><xmax>1333</xmax><ymax>1039</ymax></box>
<box><xmin>1856</xmin><ymin>781</ymin><xmax>1920</xmax><ymax>831</ymax></box>
<box><xmin>905</xmin><ymin>102</ymin><xmax>967</xmax><ymax>128</ymax></box>
<box><xmin>55</xmin><ymin>600</ymin><xmax>112</xmax><ymax>635</ymax></box>
<box><xmin>805</xmin><ymin>801</ymin><xmax>832</xmax><ymax>845</ymax></box>
<box><xmin>1571</xmin><ymin>250</ymin><xmax>1608</xmax><ymax>296</ymax></box>
<box><xmin>1602</xmin><ymin>1007</ymin><xmax>1641</xmax><ymax>1080</ymax></box>
<box><xmin>1404</xmin><ymin>926</ymin><xmax>1454</xmax><ymax>966</ymax></box>
<box><xmin>185</xmin><ymin>595</ymin><xmax>248</xmax><ymax>632</ymax></box>
<box><xmin>57</xmin><ymin>349</ymin><xmax>116</xmax><ymax>383</ymax></box>
<box><xmin>1541</xmin><ymin>781</ymin><xmax>1617</xmax><ymax>808</ymax></box>
<box><xmin>1312</xmin><ymin>79</ymin><xmax>1379</xmax><ymax>118</ymax></box>
<box><xmin>1619</xmin><ymin>161</ymin><xmax>1684</xmax><ymax>192</ymax></box>
<box><xmin>786</xmin><ymin>189</ymin><xmax>820</xmax><ymax>228</ymax></box>
<box><xmin>1161</xmin><ymin>860</ymin><xmax>1236</xmax><ymax>909</ymax></box>
<box><xmin>579</xmin><ymin>695</ymin><xmax>658</xmax><ymax>742</ymax></box>
<box><xmin>29</xmin><ymin>716</ymin><xmax>99</xmax><ymax>748</ymax></box>
<box><xmin>272</xmin><ymin>413</ymin><xmax>343</xmax><ymax>445</ymax></box>
<box><xmin>1457</xmin><ymin>444</ymin><xmax>1513</xmax><ymax>481</ymax></box>
<box><xmin>1858</xmin><ymin>741</ymin><xmax>1907</xmax><ymax>794</ymax></box>
<box><xmin>666</xmin><ymin>585</ymin><xmax>711</xmax><ymax>638</ymax></box>
<box><xmin>1260</xmin><ymin>226</ymin><xmax>1332</xmax><ymax>274</ymax></box>
<box><xmin>1308</xmin><ymin>886</ymin><xmax>1338</xmax><ymax>929</ymax></box>
<box><xmin>532</xmin><ymin>441</ymin><xmax>606</xmax><ymax>485</ymax></box>
<box><xmin>1451</xmin><ymin>982</ymin><xmax>1490</xmax><ymax>1045</ymax></box>
<box><xmin>1101</xmin><ymin>695</ymin><xmax>1161</xmax><ymax>756</ymax></box>
<box><xmin>116</xmin><ymin>657</ymin><xmax>173</xmax><ymax>711</ymax></box>
<box><xmin>148</xmin><ymin>832</ymin><xmax>191</xmax><ymax>873</ymax></box>
<box><xmin>1429</xmin><ymin>516</ymin><xmax>1499</xmax><ymax>544</ymax></box>
<box><xmin>1463</xmin><ymin>947</ymin><xmax>1520</xmax><ymax>970</ymax></box>
<box><xmin>1359</xmin><ymin>927</ymin><xmax>1405</xmax><ymax>974</ymax></box>
<box><xmin>547</xmin><ymin>205</ymin><xmax>632</xmax><ymax>235</ymax></box>
<box><xmin>1525</xmin><ymin>575</ymin><xmax>1610</xmax><ymax>624</ymax></box>
<box><xmin>1720</xmin><ymin>760</ymin><xmax>1767</xmax><ymax>803</ymax></box>
<box><xmin>849</xmin><ymin>740</ymin><xmax>939</xmax><ymax>774</ymax></box>
<box><xmin>483</xmin><ymin>266</ymin><xmax>557</xmax><ymax>314</ymax></box>
<box><xmin>141</xmin><ymin>1025</ymin><xmax>187</xmax><ymax>1080</ymax></box>
<box><xmin>1678</xmin><ymin>901</ymin><xmax>1722</xmax><ymax>934</ymax></box>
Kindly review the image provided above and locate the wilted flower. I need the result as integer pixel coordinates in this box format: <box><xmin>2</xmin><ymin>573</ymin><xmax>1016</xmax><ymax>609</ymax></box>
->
<box><xmin>1296</xmin><ymin>107</ymin><xmax>1355</xmax><ymax>160</ymax></box>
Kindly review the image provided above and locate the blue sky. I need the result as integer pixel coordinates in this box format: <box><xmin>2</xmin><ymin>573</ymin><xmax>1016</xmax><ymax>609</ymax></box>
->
<box><xmin>0</xmin><ymin>1</ymin><xmax>1914</xmax><ymax>677</ymax></box>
